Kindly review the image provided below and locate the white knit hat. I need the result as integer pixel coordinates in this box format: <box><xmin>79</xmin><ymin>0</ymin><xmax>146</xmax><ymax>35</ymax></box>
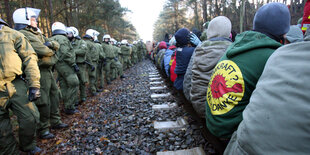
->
<box><xmin>207</xmin><ymin>16</ymin><xmax>232</xmax><ymax>40</ymax></box>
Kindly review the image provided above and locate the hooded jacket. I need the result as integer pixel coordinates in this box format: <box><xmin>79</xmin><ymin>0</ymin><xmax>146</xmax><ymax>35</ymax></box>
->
<box><xmin>205</xmin><ymin>31</ymin><xmax>282</xmax><ymax>138</ymax></box>
<box><xmin>164</xmin><ymin>45</ymin><xmax>176</xmax><ymax>77</ymax></box>
<box><xmin>174</xmin><ymin>28</ymin><xmax>195</xmax><ymax>90</ymax></box>
<box><xmin>189</xmin><ymin>39</ymin><xmax>232</xmax><ymax>118</ymax></box>
<box><xmin>224</xmin><ymin>39</ymin><xmax>310</xmax><ymax>155</ymax></box>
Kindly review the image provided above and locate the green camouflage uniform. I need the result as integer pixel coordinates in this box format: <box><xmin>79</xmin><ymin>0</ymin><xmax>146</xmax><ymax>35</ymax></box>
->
<box><xmin>131</xmin><ymin>44</ymin><xmax>138</xmax><ymax>64</ymax></box>
<box><xmin>111</xmin><ymin>45</ymin><xmax>123</xmax><ymax>79</ymax></box>
<box><xmin>19</xmin><ymin>27</ymin><xmax>64</xmax><ymax>136</ymax></box>
<box><xmin>50</xmin><ymin>34</ymin><xmax>79</xmax><ymax>110</ymax></box>
<box><xmin>96</xmin><ymin>42</ymin><xmax>106</xmax><ymax>90</ymax></box>
<box><xmin>72</xmin><ymin>38</ymin><xmax>88</xmax><ymax>101</ymax></box>
<box><xmin>102</xmin><ymin>42</ymin><xmax>114</xmax><ymax>83</ymax></box>
<box><xmin>84</xmin><ymin>39</ymin><xmax>99</xmax><ymax>95</ymax></box>
<box><xmin>0</xmin><ymin>25</ymin><xmax>40</xmax><ymax>154</ymax></box>
<box><xmin>120</xmin><ymin>45</ymin><xmax>131</xmax><ymax>69</ymax></box>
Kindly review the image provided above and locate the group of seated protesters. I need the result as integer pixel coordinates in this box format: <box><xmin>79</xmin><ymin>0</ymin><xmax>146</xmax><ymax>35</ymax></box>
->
<box><xmin>151</xmin><ymin>2</ymin><xmax>310</xmax><ymax>154</ymax></box>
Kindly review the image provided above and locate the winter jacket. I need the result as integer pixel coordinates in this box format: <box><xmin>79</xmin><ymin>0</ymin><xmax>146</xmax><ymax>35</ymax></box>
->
<box><xmin>102</xmin><ymin>42</ymin><xmax>115</xmax><ymax>58</ymax></box>
<box><xmin>190</xmin><ymin>39</ymin><xmax>232</xmax><ymax>118</ymax></box>
<box><xmin>83</xmin><ymin>39</ymin><xmax>99</xmax><ymax>63</ymax></box>
<box><xmin>164</xmin><ymin>46</ymin><xmax>176</xmax><ymax>77</ymax></box>
<box><xmin>174</xmin><ymin>46</ymin><xmax>195</xmax><ymax>90</ymax></box>
<box><xmin>301</xmin><ymin>0</ymin><xmax>310</xmax><ymax>33</ymax></box>
<box><xmin>20</xmin><ymin>27</ymin><xmax>59</xmax><ymax>68</ymax></box>
<box><xmin>156</xmin><ymin>49</ymin><xmax>165</xmax><ymax>71</ymax></box>
<box><xmin>183</xmin><ymin>52</ymin><xmax>195</xmax><ymax>102</ymax></box>
<box><xmin>170</xmin><ymin>51</ymin><xmax>177</xmax><ymax>82</ymax></box>
<box><xmin>50</xmin><ymin>34</ymin><xmax>76</xmax><ymax>67</ymax></box>
<box><xmin>225</xmin><ymin>39</ymin><xmax>310</xmax><ymax>155</ymax></box>
<box><xmin>72</xmin><ymin>39</ymin><xmax>87</xmax><ymax>64</ymax></box>
<box><xmin>205</xmin><ymin>31</ymin><xmax>282</xmax><ymax>138</ymax></box>
<box><xmin>0</xmin><ymin>25</ymin><xmax>40</xmax><ymax>89</ymax></box>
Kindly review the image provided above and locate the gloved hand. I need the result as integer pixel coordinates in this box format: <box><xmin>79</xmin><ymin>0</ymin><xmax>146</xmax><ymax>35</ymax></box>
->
<box><xmin>189</xmin><ymin>33</ymin><xmax>201</xmax><ymax>46</ymax></box>
<box><xmin>73</xmin><ymin>64</ymin><xmax>80</xmax><ymax>72</ymax></box>
<box><xmin>28</xmin><ymin>87</ymin><xmax>41</xmax><ymax>102</ymax></box>
<box><xmin>44</xmin><ymin>42</ymin><xmax>53</xmax><ymax>48</ymax></box>
<box><xmin>114</xmin><ymin>57</ymin><xmax>118</xmax><ymax>61</ymax></box>
<box><xmin>91</xmin><ymin>65</ymin><xmax>95</xmax><ymax>72</ymax></box>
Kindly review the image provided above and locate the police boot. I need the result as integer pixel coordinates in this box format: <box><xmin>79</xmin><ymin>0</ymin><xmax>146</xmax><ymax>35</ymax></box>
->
<box><xmin>40</xmin><ymin>131</ymin><xmax>55</xmax><ymax>139</ymax></box>
<box><xmin>51</xmin><ymin>123</ymin><xmax>69</xmax><ymax>129</ymax></box>
<box><xmin>26</xmin><ymin>146</ymin><xmax>42</xmax><ymax>155</ymax></box>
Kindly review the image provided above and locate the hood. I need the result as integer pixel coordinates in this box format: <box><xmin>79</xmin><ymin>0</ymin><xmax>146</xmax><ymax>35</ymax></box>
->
<box><xmin>207</xmin><ymin>16</ymin><xmax>231</xmax><ymax>39</ymax></box>
<box><xmin>225</xmin><ymin>31</ymin><xmax>282</xmax><ymax>58</ymax></box>
<box><xmin>159</xmin><ymin>41</ymin><xmax>167</xmax><ymax>49</ymax></box>
<box><xmin>169</xmin><ymin>45</ymin><xmax>177</xmax><ymax>50</ymax></box>
<box><xmin>175</xmin><ymin>28</ymin><xmax>190</xmax><ymax>46</ymax></box>
<box><xmin>286</xmin><ymin>25</ymin><xmax>304</xmax><ymax>43</ymax></box>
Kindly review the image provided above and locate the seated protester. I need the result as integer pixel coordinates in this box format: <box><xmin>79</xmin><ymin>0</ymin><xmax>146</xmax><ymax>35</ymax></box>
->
<box><xmin>173</xmin><ymin>28</ymin><xmax>196</xmax><ymax>90</ymax></box>
<box><xmin>164</xmin><ymin>37</ymin><xmax>177</xmax><ymax>77</ymax></box>
<box><xmin>284</xmin><ymin>25</ymin><xmax>304</xmax><ymax>44</ymax></box>
<box><xmin>190</xmin><ymin>16</ymin><xmax>233</xmax><ymax>118</ymax></box>
<box><xmin>182</xmin><ymin>28</ymin><xmax>202</xmax><ymax>101</ymax></box>
<box><xmin>301</xmin><ymin>0</ymin><xmax>310</xmax><ymax>34</ymax></box>
<box><xmin>156</xmin><ymin>41</ymin><xmax>167</xmax><ymax>72</ymax></box>
<box><xmin>205</xmin><ymin>2</ymin><xmax>290</xmax><ymax>140</ymax></box>
<box><xmin>224</xmin><ymin>28</ymin><xmax>310</xmax><ymax>155</ymax></box>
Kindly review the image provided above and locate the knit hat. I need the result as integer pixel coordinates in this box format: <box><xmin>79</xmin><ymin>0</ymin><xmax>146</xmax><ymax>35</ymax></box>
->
<box><xmin>286</xmin><ymin>25</ymin><xmax>304</xmax><ymax>43</ymax></box>
<box><xmin>207</xmin><ymin>16</ymin><xmax>232</xmax><ymax>40</ymax></box>
<box><xmin>158</xmin><ymin>41</ymin><xmax>167</xmax><ymax>49</ymax></box>
<box><xmin>175</xmin><ymin>28</ymin><xmax>190</xmax><ymax>46</ymax></box>
<box><xmin>253</xmin><ymin>2</ymin><xmax>290</xmax><ymax>38</ymax></box>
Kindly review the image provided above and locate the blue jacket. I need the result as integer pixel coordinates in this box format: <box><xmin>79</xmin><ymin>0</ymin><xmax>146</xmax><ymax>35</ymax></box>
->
<box><xmin>164</xmin><ymin>49</ymin><xmax>174</xmax><ymax>76</ymax></box>
<box><xmin>174</xmin><ymin>46</ymin><xmax>195</xmax><ymax>90</ymax></box>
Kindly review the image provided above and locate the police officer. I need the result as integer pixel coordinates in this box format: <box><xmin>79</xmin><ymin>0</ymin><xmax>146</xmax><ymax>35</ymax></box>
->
<box><xmin>110</xmin><ymin>38</ymin><xmax>125</xmax><ymax>79</ymax></box>
<box><xmin>120</xmin><ymin>40</ymin><xmax>131</xmax><ymax>69</ymax></box>
<box><xmin>68</xmin><ymin>27</ymin><xmax>88</xmax><ymax>103</ymax></box>
<box><xmin>0</xmin><ymin>18</ymin><xmax>41</xmax><ymax>154</ymax></box>
<box><xmin>50</xmin><ymin>22</ymin><xmax>79</xmax><ymax>115</ymax></box>
<box><xmin>13</xmin><ymin>8</ymin><xmax>68</xmax><ymax>139</ymax></box>
<box><xmin>94</xmin><ymin>35</ymin><xmax>106</xmax><ymax>92</ymax></box>
<box><xmin>83</xmin><ymin>29</ymin><xmax>98</xmax><ymax>96</ymax></box>
<box><xmin>102</xmin><ymin>34</ymin><xmax>115</xmax><ymax>84</ymax></box>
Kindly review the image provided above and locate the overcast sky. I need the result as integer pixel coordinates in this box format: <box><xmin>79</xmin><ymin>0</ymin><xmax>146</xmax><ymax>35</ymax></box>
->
<box><xmin>119</xmin><ymin>0</ymin><xmax>166</xmax><ymax>41</ymax></box>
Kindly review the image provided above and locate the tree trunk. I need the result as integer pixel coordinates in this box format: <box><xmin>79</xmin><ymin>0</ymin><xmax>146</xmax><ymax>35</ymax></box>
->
<box><xmin>194</xmin><ymin>0</ymin><xmax>200</xmax><ymax>29</ymax></box>
<box><xmin>4</xmin><ymin>0</ymin><xmax>12</xmax><ymax>27</ymax></box>
<box><xmin>240</xmin><ymin>0</ymin><xmax>246</xmax><ymax>32</ymax></box>
<box><xmin>31</xmin><ymin>0</ymin><xmax>35</xmax><ymax>7</ymax></box>
<box><xmin>64</xmin><ymin>0</ymin><xmax>69</xmax><ymax>26</ymax></box>
<box><xmin>48</xmin><ymin>0</ymin><xmax>54</xmax><ymax>26</ymax></box>
<box><xmin>202</xmin><ymin>0</ymin><xmax>208</xmax><ymax>22</ymax></box>
<box><xmin>174</xmin><ymin>2</ymin><xmax>179</xmax><ymax>32</ymax></box>
<box><xmin>209</xmin><ymin>0</ymin><xmax>213</xmax><ymax>18</ymax></box>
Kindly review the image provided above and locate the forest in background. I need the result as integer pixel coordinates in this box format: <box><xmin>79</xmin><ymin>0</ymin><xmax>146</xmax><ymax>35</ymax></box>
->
<box><xmin>0</xmin><ymin>0</ymin><xmax>139</xmax><ymax>42</ymax></box>
<box><xmin>0</xmin><ymin>0</ymin><xmax>306</xmax><ymax>42</ymax></box>
<box><xmin>153</xmin><ymin>0</ymin><xmax>305</xmax><ymax>42</ymax></box>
